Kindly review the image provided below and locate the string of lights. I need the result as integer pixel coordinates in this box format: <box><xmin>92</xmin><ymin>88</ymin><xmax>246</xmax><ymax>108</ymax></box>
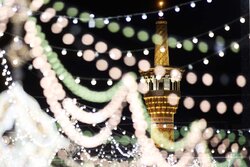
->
<box><xmin>41</xmin><ymin>13</ymin><xmax>248</xmax><ymax>54</ymax></box>
<box><xmin>31</xmin><ymin>0</ymin><xmax>207</xmax><ymax>21</ymax></box>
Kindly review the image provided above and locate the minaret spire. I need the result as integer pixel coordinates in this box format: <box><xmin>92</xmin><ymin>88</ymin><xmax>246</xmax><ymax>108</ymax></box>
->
<box><xmin>154</xmin><ymin>19</ymin><xmax>169</xmax><ymax>66</ymax></box>
<box><xmin>140</xmin><ymin>0</ymin><xmax>184</xmax><ymax>144</ymax></box>
<box><xmin>154</xmin><ymin>0</ymin><xmax>169</xmax><ymax>66</ymax></box>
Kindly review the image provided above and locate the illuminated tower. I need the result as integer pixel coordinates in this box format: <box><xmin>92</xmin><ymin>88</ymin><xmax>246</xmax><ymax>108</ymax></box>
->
<box><xmin>140</xmin><ymin>0</ymin><xmax>183</xmax><ymax>141</ymax></box>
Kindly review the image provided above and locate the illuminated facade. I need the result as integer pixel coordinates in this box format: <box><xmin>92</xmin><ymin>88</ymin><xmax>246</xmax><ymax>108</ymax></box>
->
<box><xmin>140</xmin><ymin>16</ymin><xmax>183</xmax><ymax>141</ymax></box>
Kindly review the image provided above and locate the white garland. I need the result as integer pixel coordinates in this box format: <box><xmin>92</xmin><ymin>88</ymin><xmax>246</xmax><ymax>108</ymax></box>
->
<box><xmin>62</xmin><ymin>85</ymin><xmax>127</xmax><ymax>124</ymax></box>
<box><xmin>0</xmin><ymin>83</ymin><xmax>69</xmax><ymax>167</ymax></box>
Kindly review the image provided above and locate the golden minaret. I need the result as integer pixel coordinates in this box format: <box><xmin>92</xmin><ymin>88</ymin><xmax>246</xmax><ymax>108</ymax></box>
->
<box><xmin>140</xmin><ymin>0</ymin><xmax>183</xmax><ymax>142</ymax></box>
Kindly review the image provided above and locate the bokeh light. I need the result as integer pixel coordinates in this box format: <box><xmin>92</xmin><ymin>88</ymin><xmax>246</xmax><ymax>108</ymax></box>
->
<box><xmin>122</xmin><ymin>26</ymin><xmax>135</xmax><ymax>38</ymax></box>
<box><xmin>138</xmin><ymin>59</ymin><xmax>151</xmax><ymax>72</ymax></box>
<box><xmin>109</xmin><ymin>67</ymin><xmax>122</xmax><ymax>80</ymax></box>
<box><xmin>95</xmin><ymin>41</ymin><xmax>108</xmax><ymax>53</ymax></box>
<box><xmin>66</xmin><ymin>7</ymin><xmax>78</xmax><ymax>17</ymax></box>
<box><xmin>168</xmin><ymin>37</ymin><xmax>177</xmax><ymax>48</ymax></box>
<box><xmin>82</xmin><ymin>34</ymin><xmax>94</xmax><ymax>46</ymax></box>
<box><xmin>152</xmin><ymin>34</ymin><xmax>163</xmax><ymax>45</ymax></box>
<box><xmin>83</xmin><ymin>49</ymin><xmax>95</xmax><ymax>62</ymax></box>
<box><xmin>96</xmin><ymin>59</ymin><xmax>108</xmax><ymax>71</ymax></box>
<box><xmin>79</xmin><ymin>12</ymin><xmax>90</xmax><ymax>22</ymax></box>
<box><xmin>183</xmin><ymin>96</ymin><xmax>195</xmax><ymax>109</ymax></box>
<box><xmin>216</xmin><ymin>101</ymin><xmax>227</xmax><ymax>114</ymax></box>
<box><xmin>202</xmin><ymin>73</ymin><xmax>213</xmax><ymax>86</ymax></box>
<box><xmin>236</xmin><ymin>75</ymin><xmax>246</xmax><ymax>87</ymax></box>
<box><xmin>138</xmin><ymin>82</ymin><xmax>149</xmax><ymax>94</ymax></box>
<box><xmin>109</xmin><ymin>48</ymin><xmax>122</xmax><ymax>60</ymax></box>
<box><xmin>183</xmin><ymin>39</ymin><xmax>193</xmax><ymax>51</ymax></box>
<box><xmin>198</xmin><ymin>41</ymin><xmax>208</xmax><ymax>53</ymax></box>
<box><xmin>233</xmin><ymin>102</ymin><xmax>243</xmax><ymax>115</ymax></box>
<box><xmin>186</xmin><ymin>72</ymin><xmax>197</xmax><ymax>85</ymax></box>
<box><xmin>53</xmin><ymin>1</ymin><xmax>65</xmax><ymax>11</ymax></box>
<box><xmin>137</xmin><ymin>30</ymin><xmax>149</xmax><ymax>42</ymax></box>
<box><xmin>108</xmin><ymin>22</ymin><xmax>120</xmax><ymax>33</ymax></box>
<box><xmin>200</xmin><ymin>100</ymin><xmax>211</xmax><ymax>113</ymax></box>
<box><xmin>124</xmin><ymin>55</ymin><xmax>136</xmax><ymax>66</ymax></box>
<box><xmin>168</xmin><ymin>93</ymin><xmax>179</xmax><ymax>106</ymax></box>
<box><xmin>62</xmin><ymin>33</ymin><xmax>75</xmax><ymax>45</ymax></box>
<box><xmin>95</xmin><ymin>18</ymin><xmax>105</xmax><ymax>28</ymax></box>
<box><xmin>154</xmin><ymin>66</ymin><xmax>166</xmax><ymax>78</ymax></box>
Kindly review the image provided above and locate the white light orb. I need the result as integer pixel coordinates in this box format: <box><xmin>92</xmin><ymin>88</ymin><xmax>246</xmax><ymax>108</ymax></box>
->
<box><xmin>51</xmin><ymin>23</ymin><xmax>63</xmax><ymax>34</ymax></box>
<box><xmin>124</xmin><ymin>55</ymin><xmax>136</xmax><ymax>66</ymax></box>
<box><xmin>183</xmin><ymin>96</ymin><xmax>195</xmax><ymax>109</ymax></box>
<box><xmin>154</xmin><ymin>66</ymin><xmax>166</xmax><ymax>77</ymax></box>
<box><xmin>62</xmin><ymin>33</ymin><xmax>75</xmax><ymax>45</ymax></box>
<box><xmin>168</xmin><ymin>93</ymin><xmax>179</xmax><ymax>106</ymax></box>
<box><xmin>96</xmin><ymin>59</ymin><xmax>108</xmax><ymax>71</ymax></box>
<box><xmin>82</xmin><ymin>34</ymin><xmax>94</xmax><ymax>45</ymax></box>
<box><xmin>236</xmin><ymin>75</ymin><xmax>246</xmax><ymax>87</ymax></box>
<box><xmin>186</xmin><ymin>72</ymin><xmax>197</xmax><ymax>85</ymax></box>
<box><xmin>138</xmin><ymin>59</ymin><xmax>150</xmax><ymax>72</ymax></box>
<box><xmin>200</xmin><ymin>100</ymin><xmax>211</xmax><ymax>113</ymax></box>
<box><xmin>138</xmin><ymin>82</ymin><xmax>149</xmax><ymax>94</ymax></box>
<box><xmin>202</xmin><ymin>73</ymin><xmax>213</xmax><ymax>86</ymax></box>
<box><xmin>109</xmin><ymin>67</ymin><xmax>122</xmax><ymax>80</ymax></box>
<box><xmin>95</xmin><ymin>41</ymin><xmax>108</xmax><ymax>53</ymax></box>
<box><xmin>109</xmin><ymin>48</ymin><xmax>122</xmax><ymax>60</ymax></box>
<box><xmin>233</xmin><ymin>102</ymin><xmax>243</xmax><ymax>115</ymax></box>
<box><xmin>83</xmin><ymin>49</ymin><xmax>95</xmax><ymax>62</ymax></box>
<box><xmin>170</xmin><ymin>69</ymin><xmax>182</xmax><ymax>82</ymax></box>
<box><xmin>216</xmin><ymin>101</ymin><xmax>227</xmax><ymax>114</ymax></box>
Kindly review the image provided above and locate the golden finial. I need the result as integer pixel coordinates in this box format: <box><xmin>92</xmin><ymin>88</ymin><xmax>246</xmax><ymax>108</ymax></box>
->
<box><xmin>157</xmin><ymin>0</ymin><xmax>166</xmax><ymax>9</ymax></box>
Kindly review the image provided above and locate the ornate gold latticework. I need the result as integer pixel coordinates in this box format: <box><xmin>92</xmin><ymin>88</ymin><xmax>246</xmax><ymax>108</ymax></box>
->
<box><xmin>154</xmin><ymin>20</ymin><xmax>169</xmax><ymax>66</ymax></box>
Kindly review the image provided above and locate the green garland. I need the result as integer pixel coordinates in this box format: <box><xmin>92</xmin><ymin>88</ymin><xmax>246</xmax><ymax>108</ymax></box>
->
<box><xmin>30</xmin><ymin>17</ymin><xmax>124</xmax><ymax>103</ymax></box>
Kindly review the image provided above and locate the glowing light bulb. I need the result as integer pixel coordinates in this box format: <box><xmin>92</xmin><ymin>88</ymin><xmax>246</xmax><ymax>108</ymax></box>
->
<box><xmin>224</xmin><ymin>24</ymin><xmax>230</xmax><ymax>31</ymax></box>
<box><xmin>125</xmin><ymin>16</ymin><xmax>131</xmax><ymax>22</ymax></box>
<box><xmin>190</xmin><ymin>2</ymin><xmax>196</xmax><ymax>8</ymax></box>
<box><xmin>107</xmin><ymin>79</ymin><xmax>113</xmax><ymax>86</ymax></box>
<box><xmin>91</xmin><ymin>79</ymin><xmax>97</xmax><ymax>85</ymax></box>
<box><xmin>141</xmin><ymin>13</ymin><xmax>147</xmax><ymax>20</ymax></box>
<box><xmin>176</xmin><ymin>42</ymin><xmax>182</xmax><ymax>48</ymax></box>
<box><xmin>12</xmin><ymin>59</ymin><xmax>19</xmax><ymax>66</ymax></box>
<box><xmin>207</xmin><ymin>0</ymin><xmax>212</xmax><ymax>3</ymax></box>
<box><xmin>203</xmin><ymin>58</ymin><xmax>209</xmax><ymax>65</ymax></box>
<box><xmin>232</xmin><ymin>42</ymin><xmax>239</xmax><ymax>50</ymax></box>
<box><xmin>240</xmin><ymin>17</ymin><xmax>245</xmax><ymax>23</ymax></box>
<box><xmin>77</xmin><ymin>51</ymin><xmax>83</xmax><ymax>57</ymax></box>
<box><xmin>143</xmin><ymin>49</ymin><xmax>149</xmax><ymax>55</ymax></box>
<box><xmin>104</xmin><ymin>18</ymin><xmax>109</xmax><ymax>24</ymax></box>
<box><xmin>126</xmin><ymin>51</ymin><xmax>132</xmax><ymax>57</ymax></box>
<box><xmin>175</xmin><ymin>6</ymin><xmax>180</xmax><ymax>12</ymax></box>
<box><xmin>192</xmin><ymin>37</ymin><xmax>198</xmax><ymax>44</ymax></box>
<box><xmin>14</xmin><ymin>36</ymin><xmax>19</xmax><ymax>43</ymax></box>
<box><xmin>188</xmin><ymin>64</ymin><xmax>193</xmax><ymax>70</ymax></box>
<box><xmin>75</xmin><ymin>77</ymin><xmax>80</xmax><ymax>84</ymax></box>
<box><xmin>208</xmin><ymin>31</ymin><xmax>214</xmax><ymax>38</ymax></box>
<box><xmin>158</xmin><ymin>11</ymin><xmax>164</xmax><ymax>17</ymax></box>
<box><xmin>61</xmin><ymin>49</ymin><xmax>67</xmax><ymax>55</ymax></box>
<box><xmin>160</xmin><ymin>46</ymin><xmax>166</xmax><ymax>52</ymax></box>
<box><xmin>218</xmin><ymin>51</ymin><xmax>224</xmax><ymax>57</ymax></box>
<box><xmin>72</xmin><ymin>18</ymin><xmax>78</xmax><ymax>24</ymax></box>
<box><xmin>27</xmin><ymin>10</ymin><xmax>32</xmax><ymax>16</ymax></box>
